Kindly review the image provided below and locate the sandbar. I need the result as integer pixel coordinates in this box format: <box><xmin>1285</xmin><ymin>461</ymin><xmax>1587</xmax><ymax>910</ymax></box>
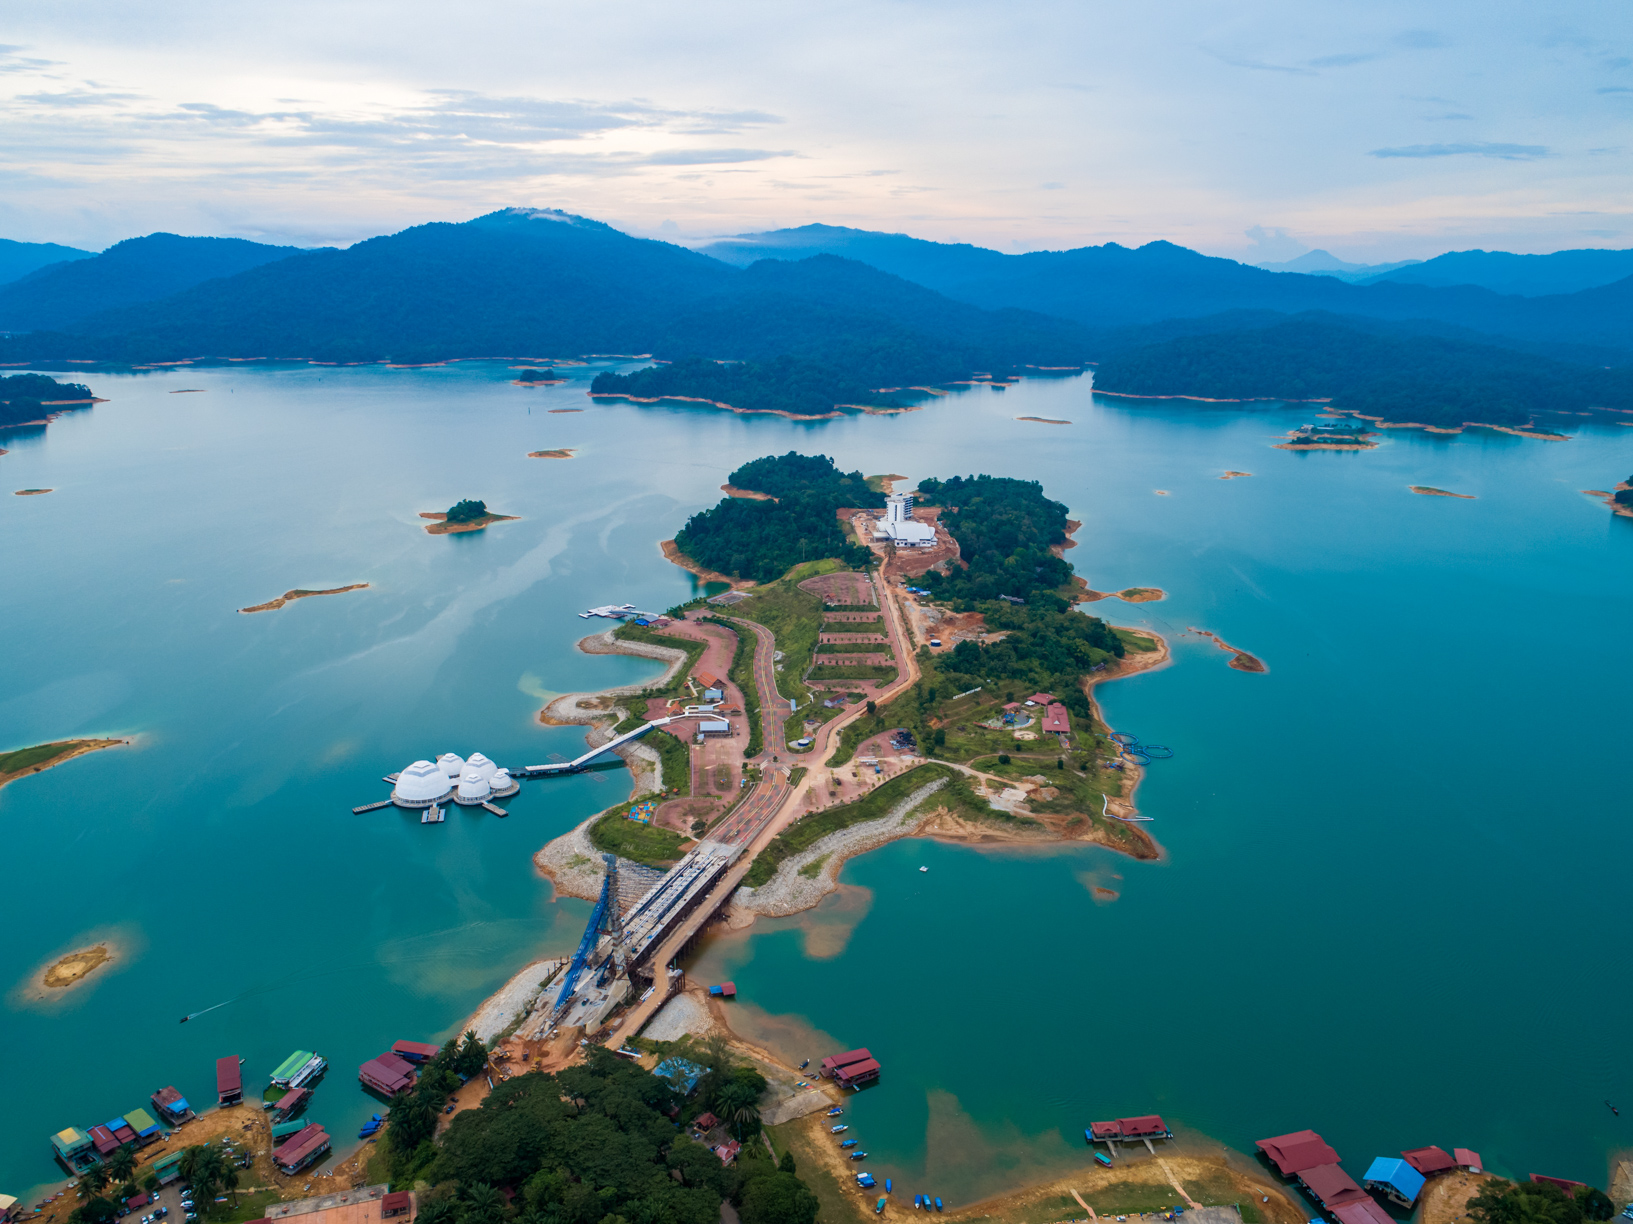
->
<box><xmin>1347</xmin><ymin>413</ymin><xmax>1571</xmax><ymax>441</ymax></box>
<box><xmin>169</xmin><ymin>389</ymin><xmax>206</xmax><ymax>394</ymax></box>
<box><xmin>660</xmin><ymin>538</ymin><xmax>753</xmax><ymax>588</ymax></box>
<box><xmin>1190</xmin><ymin>627</ymin><xmax>1267</xmax><ymax>673</ymax></box>
<box><xmin>1220</xmin><ymin>470</ymin><xmax>1253</xmax><ymax>479</ymax></box>
<box><xmin>42</xmin><ymin>945</ymin><xmax>112</xmax><ymax>989</ymax></box>
<box><xmin>589</xmin><ymin>391</ymin><xmax>843</xmax><ymax>421</ymax></box>
<box><xmin>512</xmin><ymin>378</ymin><xmax>567</xmax><ymax>387</ymax></box>
<box><xmin>548</xmin><ymin>408</ymin><xmax>584</xmax><ymax>413</ymax></box>
<box><xmin>1410</xmin><ymin>485</ymin><xmax>1476</xmax><ymax>499</ymax></box>
<box><xmin>1076</xmin><ymin>582</ymin><xmax>1165</xmax><ymax>603</ymax></box>
<box><xmin>1273</xmin><ymin>440</ymin><xmax>1377</xmax><ymax>451</ymax></box>
<box><xmin>420</xmin><ymin>511</ymin><xmax>520</xmax><ymax>535</ymax></box>
<box><xmin>0</xmin><ymin>737</ymin><xmax>127</xmax><ymax>791</ymax></box>
<box><xmin>239</xmin><ymin>583</ymin><xmax>369</xmax><ymax>613</ymax></box>
<box><xmin>1016</xmin><ymin>415</ymin><xmax>1071</xmax><ymax>424</ymax></box>
<box><xmin>527</xmin><ymin>448</ymin><xmax>575</xmax><ymax>459</ymax></box>
<box><xmin>14</xmin><ymin>488</ymin><xmax>52</xmax><ymax>495</ymax></box>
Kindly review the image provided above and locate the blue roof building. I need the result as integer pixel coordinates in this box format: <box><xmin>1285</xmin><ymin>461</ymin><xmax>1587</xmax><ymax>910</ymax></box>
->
<box><xmin>1364</xmin><ymin>1157</ymin><xmax>1426</xmax><ymax>1207</ymax></box>
<box><xmin>654</xmin><ymin>1057</ymin><xmax>706</xmax><ymax>1096</ymax></box>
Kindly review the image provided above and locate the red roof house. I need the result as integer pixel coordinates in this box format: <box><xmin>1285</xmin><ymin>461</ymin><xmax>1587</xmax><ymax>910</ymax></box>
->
<box><xmin>360</xmin><ymin>1052</ymin><xmax>417</xmax><ymax>1096</ymax></box>
<box><xmin>834</xmin><ymin>1058</ymin><xmax>881</xmax><ymax>1087</ymax></box>
<box><xmin>216</xmin><ymin>1056</ymin><xmax>243</xmax><ymax>1105</ymax></box>
<box><xmin>1402</xmin><ymin>1147</ymin><xmax>1457</xmax><ymax>1176</ymax></box>
<box><xmin>1530</xmin><ymin>1176</ymin><xmax>1588</xmax><ymax>1196</ymax></box>
<box><xmin>1332</xmin><ymin>1201</ymin><xmax>1396</xmax><ymax>1224</ymax></box>
<box><xmin>1299</xmin><ymin>1164</ymin><xmax>1371</xmax><ymax>1209</ymax></box>
<box><xmin>391</xmin><ymin>1041</ymin><xmax>441</xmax><ymax>1064</ymax></box>
<box><xmin>380</xmin><ymin>1192</ymin><xmax>413</xmax><ymax>1219</ymax></box>
<box><xmin>89</xmin><ymin>1125</ymin><xmax>119</xmax><ymax>1156</ymax></box>
<box><xmin>1455</xmin><ymin>1149</ymin><xmax>1483</xmax><ymax>1173</ymax></box>
<box><xmin>1257</xmin><ymin>1130</ymin><xmax>1341</xmax><ymax>1177</ymax></box>
<box><xmin>694</xmin><ymin>1112</ymin><xmax>721</xmax><ymax>1131</ymax></box>
<box><xmin>820</xmin><ymin>1048</ymin><xmax>873</xmax><ymax>1077</ymax></box>
<box><xmin>1026</xmin><ymin>693</ymin><xmax>1055</xmax><ymax>705</ymax></box>
<box><xmin>1043</xmin><ymin>703</ymin><xmax>1071</xmax><ymax>733</ymax></box>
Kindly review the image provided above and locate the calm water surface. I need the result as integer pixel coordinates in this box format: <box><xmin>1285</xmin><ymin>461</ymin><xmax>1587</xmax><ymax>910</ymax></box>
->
<box><xmin>3</xmin><ymin>363</ymin><xmax>1630</xmax><ymax>1203</ymax></box>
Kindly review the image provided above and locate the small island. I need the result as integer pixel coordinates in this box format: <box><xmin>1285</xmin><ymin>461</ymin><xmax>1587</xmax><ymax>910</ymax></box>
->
<box><xmin>527</xmin><ymin>448</ymin><xmax>575</xmax><ymax>459</ymax></box>
<box><xmin>1079</xmin><ymin>585</ymin><xmax>1166</xmax><ymax>603</ymax></box>
<box><xmin>41</xmin><ymin>945</ymin><xmax>113</xmax><ymax>990</ymax></box>
<box><xmin>1275</xmin><ymin>421</ymin><xmax>1378</xmax><ymax>451</ymax></box>
<box><xmin>420</xmin><ymin>498</ymin><xmax>519</xmax><ymax>534</ymax></box>
<box><xmin>1411</xmin><ymin>486</ymin><xmax>1476</xmax><ymax>499</ymax></box>
<box><xmin>1016</xmin><ymin>415</ymin><xmax>1071</xmax><ymax>424</ymax></box>
<box><xmin>512</xmin><ymin>367</ymin><xmax>565</xmax><ymax>386</ymax></box>
<box><xmin>1220</xmin><ymin>470</ymin><xmax>1253</xmax><ymax>479</ymax></box>
<box><xmin>14</xmin><ymin>488</ymin><xmax>52</xmax><ymax>495</ymax></box>
<box><xmin>1190</xmin><ymin>628</ymin><xmax>1267</xmax><ymax>673</ymax></box>
<box><xmin>0</xmin><ymin>372</ymin><xmax>100</xmax><ymax>431</ymax></box>
<box><xmin>1</xmin><ymin>738</ymin><xmax>128</xmax><ymax>792</ymax></box>
<box><xmin>239</xmin><ymin>583</ymin><xmax>370</xmax><ymax>613</ymax></box>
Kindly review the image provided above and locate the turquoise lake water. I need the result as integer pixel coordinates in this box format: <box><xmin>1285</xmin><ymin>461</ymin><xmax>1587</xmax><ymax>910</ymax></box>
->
<box><xmin>3</xmin><ymin>361</ymin><xmax>1631</xmax><ymax>1205</ymax></box>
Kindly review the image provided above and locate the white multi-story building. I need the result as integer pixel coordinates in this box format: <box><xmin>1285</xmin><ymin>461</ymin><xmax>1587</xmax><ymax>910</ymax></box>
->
<box><xmin>873</xmin><ymin>491</ymin><xmax>935</xmax><ymax>547</ymax></box>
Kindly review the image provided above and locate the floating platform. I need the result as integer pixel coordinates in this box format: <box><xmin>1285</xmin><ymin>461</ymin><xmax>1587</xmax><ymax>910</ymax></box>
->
<box><xmin>352</xmin><ymin>800</ymin><xmax>393</xmax><ymax>814</ymax></box>
<box><xmin>480</xmin><ymin>801</ymin><xmax>508</xmax><ymax>816</ymax></box>
<box><xmin>421</xmin><ymin>805</ymin><xmax>445</xmax><ymax>824</ymax></box>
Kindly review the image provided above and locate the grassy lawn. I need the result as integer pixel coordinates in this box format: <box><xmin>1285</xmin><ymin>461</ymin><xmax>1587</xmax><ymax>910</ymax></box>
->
<box><xmin>587</xmin><ymin>800</ymin><xmax>691</xmax><ymax>866</ymax></box>
<box><xmin>647</xmin><ymin>727</ymin><xmax>691</xmax><ymax>798</ymax></box>
<box><xmin>809</xmin><ymin>664</ymin><xmax>897</xmax><ymax>682</ymax></box>
<box><xmin>727</xmin><ymin>578</ymin><xmax>825</xmax><ymax>711</ymax></box>
<box><xmin>0</xmin><ymin>740</ymin><xmax>82</xmax><ymax>776</ymax></box>
<box><xmin>743</xmin><ymin>762</ymin><xmax>964</xmax><ymax>886</ymax></box>
<box><xmin>197</xmin><ymin>1189</ymin><xmax>282</xmax><ymax>1224</ymax></box>
<box><xmin>1114</xmin><ymin>627</ymin><xmax>1160</xmax><ymax>652</ymax></box>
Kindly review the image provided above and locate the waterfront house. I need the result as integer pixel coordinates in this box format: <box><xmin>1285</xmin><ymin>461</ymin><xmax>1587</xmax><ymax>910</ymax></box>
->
<box><xmin>1256</xmin><ymin>1130</ymin><xmax>1341</xmax><ymax>1178</ymax></box>
<box><xmin>271</xmin><ymin>1087</ymin><xmax>310</xmax><ymax>1121</ymax></box>
<box><xmin>1455</xmin><ymin>1149</ymin><xmax>1483</xmax><ymax>1173</ymax></box>
<box><xmin>391</xmin><ymin>1040</ymin><xmax>441</xmax><ymax>1064</ymax></box>
<box><xmin>151</xmin><ymin>1087</ymin><xmax>193</xmax><ymax>1126</ymax></box>
<box><xmin>834</xmin><ymin>1058</ymin><xmax>881</xmax><ymax>1089</ymax></box>
<box><xmin>89</xmin><ymin>1125</ymin><xmax>120</xmax><ymax>1158</ymax></box>
<box><xmin>1401</xmin><ymin>1146</ymin><xmax>1458</xmax><ymax>1177</ymax></box>
<box><xmin>360</xmin><ymin>1052</ymin><xmax>417</xmax><ymax>1096</ymax></box>
<box><xmin>1530</xmin><ymin>1176</ymin><xmax>1589</xmax><ymax>1195</ymax></box>
<box><xmin>820</xmin><ymin>1049</ymin><xmax>874</xmax><ymax>1078</ymax></box>
<box><xmin>123</xmin><ymin>1108</ymin><xmax>163</xmax><ymax>1146</ymax></box>
<box><xmin>216</xmin><ymin>1056</ymin><xmax>243</xmax><ymax>1105</ymax></box>
<box><xmin>1364</xmin><ymin>1157</ymin><xmax>1426</xmax><ymax>1207</ymax></box>
<box><xmin>152</xmin><ymin>1151</ymin><xmax>186</xmax><ymax>1185</ymax></box>
<box><xmin>50</xmin><ymin>1126</ymin><xmax>97</xmax><ymax>1171</ymax></box>
<box><xmin>273</xmin><ymin>1124</ymin><xmax>331</xmax><ymax>1174</ymax></box>
<box><xmin>1</xmin><ymin>1193</ymin><xmax>20</xmax><ymax>1223</ymax></box>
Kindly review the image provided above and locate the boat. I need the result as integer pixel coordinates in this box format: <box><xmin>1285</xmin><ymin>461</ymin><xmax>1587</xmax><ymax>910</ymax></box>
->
<box><xmin>850</xmin><ymin>1151</ymin><xmax>868</xmax><ymax>1161</ymax></box>
<box><xmin>877</xmin><ymin>1199</ymin><xmax>887</xmax><ymax>1215</ymax></box>
<box><xmin>1095</xmin><ymin>1151</ymin><xmax>1114</xmax><ymax>1168</ymax></box>
<box><xmin>841</xmin><ymin>1140</ymin><xmax>858</xmax><ymax>1149</ymax></box>
<box><xmin>800</xmin><ymin>1060</ymin><xmax>810</xmax><ymax>1070</ymax></box>
<box><xmin>885</xmin><ymin>1179</ymin><xmax>892</xmax><ymax>1193</ymax></box>
<box><xmin>935</xmin><ymin>1198</ymin><xmax>943</xmax><ymax>1212</ymax></box>
<box><xmin>857</xmin><ymin>1173</ymin><xmax>876</xmax><ymax>1189</ymax></box>
<box><xmin>832</xmin><ymin>1124</ymin><xmax>848</xmax><ymax>1133</ymax></box>
<box><xmin>827</xmin><ymin>1107</ymin><xmax>843</xmax><ymax>1116</ymax></box>
<box><xmin>919</xmin><ymin>866</ymin><xmax>928</xmax><ymax>872</ymax></box>
<box><xmin>914</xmin><ymin>1196</ymin><xmax>923</xmax><ymax>1209</ymax></box>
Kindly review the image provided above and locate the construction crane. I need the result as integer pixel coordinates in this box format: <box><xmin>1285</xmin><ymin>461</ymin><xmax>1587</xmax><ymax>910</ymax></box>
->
<box><xmin>549</xmin><ymin>854</ymin><xmax>620</xmax><ymax>1023</ymax></box>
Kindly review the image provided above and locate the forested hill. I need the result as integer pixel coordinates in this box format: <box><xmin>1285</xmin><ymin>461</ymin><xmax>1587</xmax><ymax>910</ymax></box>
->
<box><xmin>0</xmin><ymin>234</ymin><xmax>309</xmax><ymax>333</ymax></box>
<box><xmin>1091</xmin><ymin>318</ymin><xmax>1633</xmax><ymax>429</ymax></box>
<box><xmin>0</xmin><ymin>372</ymin><xmax>94</xmax><ymax>429</ymax></box>
<box><xmin>675</xmin><ymin>452</ymin><xmax>883</xmax><ymax>581</ymax></box>
<box><xmin>0</xmin><ymin>209</ymin><xmax>1094</xmax><ymax>385</ymax></box>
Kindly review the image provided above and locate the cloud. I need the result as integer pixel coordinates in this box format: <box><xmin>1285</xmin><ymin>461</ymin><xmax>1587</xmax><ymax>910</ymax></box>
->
<box><xmin>1370</xmin><ymin>141</ymin><xmax>1549</xmax><ymax>159</ymax></box>
<box><xmin>1243</xmin><ymin>225</ymin><xmax>1305</xmax><ymax>260</ymax></box>
<box><xmin>1206</xmin><ymin>50</ymin><xmax>1314</xmax><ymax>75</ymax></box>
<box><xmin>1599</xmin><ymin>86</ymin><xmax>1633</xmax><ymax>94</ymax></box>
<box><xmin>17</xmin><ymin>89</ymin><xmax>144</xmax><ymax>107</ymax></box>
<box><xmin>1308</xmin><ymin>53</ymin><xmax>1381</xmax><ymax>68</ymax></box>
<box><xmin>640</xmin><ymin>147</ymin><xmax>793</xmax><ymax>166</ymax></box>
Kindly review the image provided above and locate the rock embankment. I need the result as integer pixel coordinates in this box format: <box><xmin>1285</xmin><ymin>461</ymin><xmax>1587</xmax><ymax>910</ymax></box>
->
<box><xmin>733</xmin><ymin>776</ymin><xmax>950</xmax><ymax>917</ymax></box>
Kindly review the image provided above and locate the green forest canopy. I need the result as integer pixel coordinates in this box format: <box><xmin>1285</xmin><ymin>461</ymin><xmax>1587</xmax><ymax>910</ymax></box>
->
<box><xmin>675</xmin><ymin>452</ymin><xmax>882</xmax><ymax>582</ymax></box>
<box><xmin>1091</xmin><ymin>317</ymin><xmax>1633</xmax><ymax>429</ymax></box>
<box><xmin>0</xmin><ymin>372</ymin><xmax>93</xmax><ymax>429</ymax></box>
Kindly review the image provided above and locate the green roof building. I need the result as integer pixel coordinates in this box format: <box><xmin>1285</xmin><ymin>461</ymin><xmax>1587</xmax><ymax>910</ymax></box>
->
<box><xmin>270</xmin><ymin>1050</ymin><xmax>313</xmax><ymax>1086</ymax></box>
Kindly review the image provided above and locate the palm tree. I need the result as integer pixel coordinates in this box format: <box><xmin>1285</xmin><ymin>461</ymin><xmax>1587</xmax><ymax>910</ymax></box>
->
<box><xmin>463</xmin><ymin>1183</ymin><xmax>503</xmax><ymax>1224</ymax></box>
<box><xmin>79</xmin><ymin>1166</ymin><xmax>110</xmax><ymax>1198</ymax></box>
<box><xmin>107</xmin><ymin>1148</ymin><xmax>136</xmax><ymax>1187</ymax></box>
<box><xmin>414</xmin><ymin>1200</ymin><xmax>458</xmax><ymax>1224</ymax></box>
<box><xmin>220</xmin><ymin>1167</ymin><xmax>239</xmax><ymax>1208</ymax></box>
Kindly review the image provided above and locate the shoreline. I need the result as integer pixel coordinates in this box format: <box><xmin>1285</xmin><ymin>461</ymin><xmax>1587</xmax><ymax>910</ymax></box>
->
<box><xmin>1410</xmin><ymin>485</ymin><xmax>1476</xmax><ymax>499</ymax></box>
<box><xmin>419</xmin><ymin>510</ymin><xmax>520</xmax><ymax>534</ymax></box>
<box><xmin>1188</xmin><ymin>628</ymin><xmax>1267</xmax><ymax>673</ymax></box>
<box><xmin>527</xmin><ymin>448</ymin><xmax>575</xmax><ymax>459</ymax></box>
<box><xmin>1585</xmin><ymin>483</ymin><xmax>1633</xmax><ymax>518</ymax></box>
<box><xmin>660</xmin><ymin>538</ymin><xmax>753</xmax><ymax>588</ymax></box>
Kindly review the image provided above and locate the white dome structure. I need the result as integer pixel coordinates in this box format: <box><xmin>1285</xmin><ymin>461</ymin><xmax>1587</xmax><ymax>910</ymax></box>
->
<box><xmin>488</xmin><ymin>768</ymin><xmax>519</xmax><ymax>798</ymax></box>
<box><xmin>454</xmin><ymin>768</ymin><xmax>492</xmax><ymax>805</ymax></box>
<box><xmin>464</xmin><ymin>752</ymin><xmax>497</xmax><ymax>782</ymax></box>
<box><xmin>393</xmin><ymin>760</ymin><xmax>454</xmax><ymax>808</ymax></box>
<box><xmin>436</xmin><ymin>753</ymin><xmax>465</xmax><ymax>778</ymax></box>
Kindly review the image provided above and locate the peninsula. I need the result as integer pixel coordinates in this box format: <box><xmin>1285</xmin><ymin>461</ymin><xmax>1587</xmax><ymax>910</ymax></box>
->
<box><xmin>1585</xmin><ymin>479</ymin><xmax>1633</xmax><ymax>518</ymax></box>
<box><xmin>420</xmin><ymin>498</ymin><xmax>518</xmax><ymax>534</ymax></box>
<box><xmin>0</xmin><ymin>738</ymin><xmax>127</xmax><ymax>792</ymax></box>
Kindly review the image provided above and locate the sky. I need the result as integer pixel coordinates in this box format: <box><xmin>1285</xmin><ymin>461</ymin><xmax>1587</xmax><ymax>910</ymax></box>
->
<box><xmin>1</xmin><ymin>0</ymin><xmax>1629</xmax><ymax>262</ymax></box>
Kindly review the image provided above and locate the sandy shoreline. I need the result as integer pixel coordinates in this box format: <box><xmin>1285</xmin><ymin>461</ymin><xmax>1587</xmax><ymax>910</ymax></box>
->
<box><xmin>1585</xmin><ymin>483</ymin><xmax>1633</xmax><ymax>518</ymax></box>
<box><xmin>1</xmin><ymin>737</ymin><xmax>128</xmax><ymax>792</ymax></box>
<box><xmin>1189</xmin><ymin>628</ymin><xmax>1267</xmax><ymax>673</ymax></box>
<box><xmin>420</xmin><ymin>510</ymin><xmax>520</xmax><ymax>534</ymax></box>
<box><xmin>527</xmin><ymin>448</ymin><xmax>575</xmax><ymax>459</ymax></box>
<box><xmin>660</xmin><ymin>538</ymin><xmax>752</xmax><ymax>588</ymax></box>
<box><xmin>1410</xmin><ymin>485</ymin><xmax>1476</xmax><ymax>499</ymax></box>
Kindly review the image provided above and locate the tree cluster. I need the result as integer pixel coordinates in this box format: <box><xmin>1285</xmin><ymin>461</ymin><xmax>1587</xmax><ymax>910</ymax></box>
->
<box><xmin>446</xmin><ymin>499</ymin><xmax>490</xmax><ymax>523</ymax></box>
<box><xmin>0</xmin><ymin>372</ymin><xmax>93</xmax><ymax>428</ymax></box>
<box><xmin>1093</xmin><ymin>318</ymin><xmax>1633</xmax><ymax>429</ymax></box>
<box><xmin>385</xmin><ymin>1031</ymin><xmax>491</xmax><ymax>1182</ymax></box>
<box><xmin>592</xmin><ymin>355</ymin><xmax>912</xmax><ymax>416</ymax></box>
<box><xmin>916</xmin><ymin>474</ymin><xmax>1074</xmax><ymax>604</ymax></box>
<box><xmin>675</xmin><ymin>452</ymin><xmax>881</xmax><ymax>581</ymax></box>
<box><xmin>1468</xmin><ymin>1178</ymin><xmax>1615</xmax><ymax>1224</ymax></box>
<box><xmin>416</xmin><ymin>1043</ymin><xmax>818</xmax><ymax>1224</ymax></box>
<box><xmin>1615</xmin><ymin>477</ymin><xmax>1633</xmax><ymax>507</ymax></box>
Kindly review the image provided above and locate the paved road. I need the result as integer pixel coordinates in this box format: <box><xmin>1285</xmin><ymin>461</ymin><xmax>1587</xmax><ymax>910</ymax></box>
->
<box><xmin>602</xmin><ymin>566</ymin><xmax>925</xmax><ymax>1046</ymax></box>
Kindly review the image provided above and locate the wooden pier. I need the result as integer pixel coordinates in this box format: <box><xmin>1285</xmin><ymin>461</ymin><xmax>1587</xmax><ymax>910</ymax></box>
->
<box><xmin>420</xmin><ymin>805</ymin><xmax>445</xmax><ymax>824</ymax></box>
<box><xmin>480</xmin><ymin>801</ymin><xmax>508</xmax><ymax>816</ymax></box>
<box><xmin>352</xmin><ymin>800</ymin><xmax>393</xmax><ymax>814</ymax></box>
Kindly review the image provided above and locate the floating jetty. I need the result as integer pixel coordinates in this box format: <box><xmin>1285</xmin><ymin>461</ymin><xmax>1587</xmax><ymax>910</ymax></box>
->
<box><xmin>421</xmin><ymin>805</ymin><xmax>444</xmax><ymax>824</ymax></box>
<box><xmin>580</xmin><ymin>602</ymin><xmax>646</xmax><ymax>619</ymax></box>
<box><xmin>480</xmin><ymin>801</ymin><xmax>508</xmax><ymax>816</ymax></box>
<box><xmin>353</xmin><ymin>800</ymin><xmax>392</xmax><ymax>814</ymax></box>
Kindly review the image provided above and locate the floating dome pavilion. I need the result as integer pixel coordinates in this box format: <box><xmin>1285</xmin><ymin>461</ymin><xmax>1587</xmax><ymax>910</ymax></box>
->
<box><xmin>436</xmin><ymin>753</ymin><xmax>465</xmax><ymax>778</ymax></box>
<box><xmin>393</xmin><ymin>760</ymin><xmax>454</xmax><ymax>808</ymax></box>
<box><xmin>454</xmin><ymin>768</ymin><xmax>492</xmax><ymax>805</ymax></box>
<box><xmin>464</xmin><ymin>752</ymin><xmax>497</xmax><ymax>782</ymax></box>
<box><xmin>488</xmin><ymin>768</ymin><xmax>519</xmax><ymax>798</ymax></box>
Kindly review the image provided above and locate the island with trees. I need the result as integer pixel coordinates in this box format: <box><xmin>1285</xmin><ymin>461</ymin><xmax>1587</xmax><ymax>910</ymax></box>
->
<box><xmin>0</xmin><ymin>372</ymin><xmax>98</xmax><ymax>430</ymax></box>
<box><xmin>420</xmin><ymin>499</ymin><xmax>520</xmax><ymax>534</ymax></box>
<box><xmin>1</xmin><ymin>738</ymin><xmax>127</xmax><ymax>792</ymax></box>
